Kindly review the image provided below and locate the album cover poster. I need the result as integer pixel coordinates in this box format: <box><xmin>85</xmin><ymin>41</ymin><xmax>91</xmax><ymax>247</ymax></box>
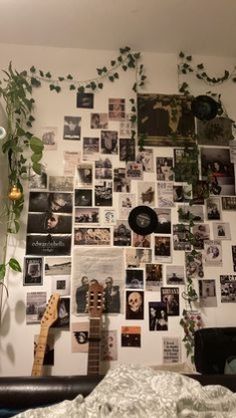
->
<box><xmin>40</xmin><ymin>126</ymin><xmax>57</xmax><ymax>150</ymax></box>
<box><xmin>74</xmin><ymin>207</ymin><xmax>100</xmax><ymax>224</ymax></box>
<box><xmin>50</xmin><ymin>275</ymin><xmax>71</xmax><ymax>296</ymax></box>
<box><xmin>166</xmin><ymin>265</ymin><xmax>185</xmax><ymax>285</ymax></box>
<box><xmin>23</xmin><ymin>257</ymin><xmax>43</xmax><ymax>286</ymax></box>
<box><xmin>29</xmin><ymin>192</ymin><xmax>73</xmax><ymax>213</ymax></box>
<box><xmin>125</xmin><ymin>290</ymin><xmax>144</xmax><ymax>320</ymax></box>
<box><xmin>173</xmin><ymin>224</ymin><xmax>191</xmax><ymax>251</ymax></box>
<box><xmin>126</xmin><ymin>162</ymin><xmax>143</xmax><ymax>180</ymax></box>
<box><xmin>204</xmin><ymin>240</ymin><xmax>222</xmax><ymax>266</ymax></box>
<box><xmin>82</xmin><ymin>137</ymin><xmax>100</xmax><ymax>161</ymax></box>
<box><xmin>52</xmin><ymin>297</ymin><xmax>70</xmax><ymax>329</ymax></box>
<box><xmin>125</xmin><ymin>269</ymin><xmax>144</xmax><ymax>289</ymax></box>
<box><xmin>163</xmin><ymin>337</ymin><xmax>181</xmax><ymax>364</ymax></box>
<box><xmin>119</xmin><ymin>193</ymin><xmax>136</xmax><ymax>219</ymax></box>
<box><xmin>178</xmin><ymin>204</ymin><xmax>204</xmax><ymax>223</ymax></box>
<box><xmin>95</xmin><ymin>158</ymin><xmax>112</xmax><ymax>180</ymax></box>
<box><xmin>113</xmin><ymin>221</ymin><xmax>131</xmax><ymax>246</ymax></box>
<box><xmin>94</xmin><ymin>181</ymin><xmax>113</xmax><ymax>206</ymax></box>
<box><xmin>191</xmin><ymin>181</ymin><xmax>209</xmax><ymax>205</ymax></box>
<box><xmin>156</xmin><ymin>157</ymin><xmax>174</xmax><ymax>181</ymax></box>
<box><xmin>121</xmin><ymin>326</ymin><xmax>141</xmax><ymax>347</ymax></box>
<box><xmin>63</xmin><ymin>151</ymin><xmax>81</xmax><ymax>176</ymax></box>
<box><xmin>74</xmin><ymin>188</ymin><xmax>93</xmax><ymax>207</ymax></box>
<box><xmin>74</xmin><ymin>227</ymin><xmax>111</xmax><ymax>246</ymax></box>
<box><xmin>206</xmin><ymin>197</ymin><xmax>222</xmax><ymax>220</ymax></box>
<box><xmin>200</xmin><ymin>147</ymin><xmax>235</xmax><ymax>196</ymax></box>
<box><xmin>29</xmin><ymin>168</ymin><xmax>47</xmax><ymax>190</ymax></box>
<box><xmin>137</xmin><ymin>93</ymin><xmax>195</xmax><ymax>146</ymax></box>
<box><xmin>137</xmin><ymin>181</ymin><xmax>155</xmax><ymax>207</ymax></box>
<box><xmin>113</xmin><ymin>168</ymin><xmax>130</xmax><ymax>192</ymax></box>
<box><xmin>101</xmin><ymin>130</ymin><xmax>118</xmax><ymax>154</ymax></box>
<box><xmin>232</xmin><ymin>246</ymin><xmax>236</xmax><ymax>272</ymax></box>
<box><xmin>136</xmin><ymin>149</ymin><xmax>154</xmax><ymax>173</ymax></box>
<box><xmin>48</xmin><ymin>176</ymin><xmax>74</xmax><ymax>192</ymax></box>
<box><xmin>101</xmin><ymin>330</ymin><xmax>118</xmax><ymax>361</ymax></box>
<box><xmin>161</xmin><ymin>287</ymin><xmax>180</xmax><ymax>316</ymax></box>
<box><xmin>71</xmin><ymin>322</ymin><xmax>89</xmax><ymax>353</ymax></box>
<box><xmin>44</xmin><ymin>257</ymin><xmax>71</xmax><ymax>276</ymax></box>
<box><xmin>132</xmin><ymin>233</ymin><xmax>151</xmax><ymax>248</ymax></box>
<box><xmin>191</xmin><ymin>224</ymin><xmax>210</xmax><ymax>249</ymax></box>
<box><xmin>91</xmin><ymin>113</ymin><xmax>108</xmax><ymax>129</ymax></box>
<box><xmin>157</xmin><ymin>181</ymin><xmax>175</xmax><ymax>208</ymax></box>
<box><xmin>174</xmin><ymin>148</ymin><xmax>197</xmax><ymax>182</ymax></box>
<box><xmin>212</xmin><ymin>222</ymin><xmax>231</xmax><ymax>240</ymax></box>
<box><xmin>109</xmin><ymin>98</ymin><xmax>126</xmax><ymax>121</ymax></box>
<box><xmin>154</xmin><ymin>208</ymin><xmax>171</xmax><ymax>234</ymax></box>
<box><xmin>76</xmin><ymin>92</ymin><xmax>94</xmax><ymax>109</ymax></box>
<box><xmin>63</xmin><ymin>116</ymin><xmax>81</xmax><ymax>140</ymax></box>
<box><xmin>220</xmin><ymin>275</ymin><xmax>236</xmax><ymax>302</ymax></box>
<box><xmin>119</xmin><ymin>137</ymin><xmax>135</xmax><ymax>161</ymax></box>
<box><xmin>221</xmin><ymin>196</ymin><xmax>236</xmax><ymax>211</ymax></box>
<box><xmin>26</xmin><ymin>234</ymin><xmax>72</xmax><ymax>256</ymax></box>
<box><xmin>196</xmin><ymin>117</ymin><xmax>233</xmax><ymax>146</ymax></box>
<box><xmin>26</xmin><ymin>291</ymin><xmax>47</xmax><ymax>324</ymax></box>
<box><xmin>145</xmin><ymin>264</ymin><xmax>163</xmax><ymax>290</ymax></box>
<box><xmin>76</xmin><ymin>163</ymin><xmax>93</xmax><ymax>187</ymax></box>
<box><xmin>173</xmin><ymin>184</ymin><xmax>192</xmax><ymax>203</ymax></box>
<box><xmin>149</xmin><ymin>302</ymin><xmax>168</xmax><ymax>331</ymax></box>
<box><xmin>154</xmin><ymin>236</ymin><xmax>172</xmax><ymax>263</ymax></box>
<box><xmin>27</xmin><ymin>213</ymin><xmax>72</xmax><ymax>235</ymax></box>
<box><xmin>34</xmin><ymin>333</ymin><xmax>54</xmax><ymax>366</ymax></box>
<box><xmin>185</xmin><ymin>251</ymin><xmax>204</xmax><ymax>279</ymax></box>
<box><xmin>101</xmin><ymin>209</ymin><xmax>116</xmax><ymax>225</ymax></box>
<box><xmin>198</xmin><ymin>279</ymin><xmax>217</xmax><ymax>307</ymax></box>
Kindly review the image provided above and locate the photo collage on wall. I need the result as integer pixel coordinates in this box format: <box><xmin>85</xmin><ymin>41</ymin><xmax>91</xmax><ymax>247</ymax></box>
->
<box><xmin>25</xmin><ymin>91</ymin><xmax>235</xmax><ymax>364</ymax></box>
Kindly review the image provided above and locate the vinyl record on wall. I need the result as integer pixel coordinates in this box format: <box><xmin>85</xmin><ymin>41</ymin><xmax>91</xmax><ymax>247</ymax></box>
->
<box><xmin>128</xmin><ymin>205</ymin><xmax>158</xmax><ymax>235</ymax></box>
<box><xmin>191</xmin><ymin>95</ymin><xmax>219</xmax><ymax>121</ymax></box>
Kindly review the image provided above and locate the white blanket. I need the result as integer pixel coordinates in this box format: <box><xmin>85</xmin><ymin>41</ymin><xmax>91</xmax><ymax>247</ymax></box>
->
<box><xmin>15</xmin><ymin>364</ymin><xmax>236</xmax><ymax>417</ymax></box>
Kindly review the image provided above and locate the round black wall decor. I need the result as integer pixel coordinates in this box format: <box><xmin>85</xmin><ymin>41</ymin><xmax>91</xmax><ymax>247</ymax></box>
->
<box><xmin>128</xmin><ymin>205</ymin><xmax>158</xmax><ymax>235</ymax></box>
<box><xmin>191</xmin><ymin>95</ymin><xmax>220</xmax><ymax>121</ymax></box>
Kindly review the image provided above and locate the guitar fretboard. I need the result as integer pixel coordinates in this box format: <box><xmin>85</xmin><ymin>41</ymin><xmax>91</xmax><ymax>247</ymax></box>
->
<box><xmin>87</xmin><ymin>317</ymin><xmax>102</xmax><ymax>375</ymax></box>
<box><xmin>31</xmin><ymin>326</ymin><xmax>49</xmax><ymax>376</ymax></box>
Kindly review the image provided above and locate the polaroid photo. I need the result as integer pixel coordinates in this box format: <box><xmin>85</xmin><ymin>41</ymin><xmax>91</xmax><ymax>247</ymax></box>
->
<box><xmin>145</xmin><ymin>264</ymin><xmax>163</xmax><ymax>290</ymax></box>
<box><xmin>119</xmin><ymin>137</ymin><xmax>136</xmax><ymax>161</ymax></box>
<box><xmin>137</xmin><ymin>181</ymin><xmax>155</xmax><ymax>206</ymax></box>
<box><xmin>198</xmin><ymin>279</ymin><xmax>217</xmax><ymax>307</ymax></box>
<box><xmin>83</xmin><ymin>137</ymin><xmax>100</xmax><ymax>161</ymax></box>
<box><xmin>44</xmin><ymin>257</ymin><xmax>71</xmax><ymax>276</ymax></box>
<box><xmin>101</xmin><ymin>130</ymin><xmax>118</xmax><ymax>154</ymax></box>
<box><xmin>212</xmin><ymin>222</ymin><xmax>231</xmax><ymax>240</ymax></box>
<box><xmin>166</xmin><ymin>265</ymin><xmax>185</xmax><ymax>285</ymax></box>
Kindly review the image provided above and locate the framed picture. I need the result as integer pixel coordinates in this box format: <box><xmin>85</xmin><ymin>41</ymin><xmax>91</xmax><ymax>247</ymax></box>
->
<box><xmin>76</xmin><ymin>92</ymin><xmax>94</xmax><ymax>109</ymax></box>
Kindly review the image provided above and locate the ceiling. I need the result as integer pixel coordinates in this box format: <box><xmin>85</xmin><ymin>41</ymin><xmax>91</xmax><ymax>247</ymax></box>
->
<box><xmin>0</xmin><ymin>0</ymin><xmax>235</xmax><ymax>57</ymax></box>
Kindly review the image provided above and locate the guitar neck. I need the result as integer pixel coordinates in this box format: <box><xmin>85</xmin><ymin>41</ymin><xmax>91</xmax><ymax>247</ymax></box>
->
<box><xmin>88</xmin><ymin>317</ymin><xmax>102</xmax><ymax>376</ymax></box>
<box><xmin>31</xmin><ymin>325</ymin><xmax>49</xmax><ymax>377</ymax></box>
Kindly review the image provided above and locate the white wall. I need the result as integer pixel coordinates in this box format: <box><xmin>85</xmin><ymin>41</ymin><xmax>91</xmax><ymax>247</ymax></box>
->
<box><xmin>0</xmin><ymin>43</ymin><xmax>235</xmax><ymax>376</ymax></box>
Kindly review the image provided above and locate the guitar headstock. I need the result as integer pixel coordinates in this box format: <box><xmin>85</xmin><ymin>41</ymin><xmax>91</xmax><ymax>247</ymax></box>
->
<box><xmin>87</xmin><ymin>281</ymin><xmax>104</xmax><ymax>318</ymax></box>
<box><xmin>41</xmin><ymin>293</ymin><xmax>60</xmax><ymax>327</ymax></box>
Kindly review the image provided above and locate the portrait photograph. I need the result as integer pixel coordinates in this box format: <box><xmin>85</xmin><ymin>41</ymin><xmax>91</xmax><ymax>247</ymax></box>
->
<box><xmin>27</xmin><ymin>213</ymin><xmax>72</xmax><ymax>235</ymax></box>
<box><xmin>76</xmin><ymin>163</ymin><xmax>93</xmax><ymax>187</ymax></box>
<box><xmin>29</xmin><ymin>192</ymin><xmax>73</xmax><ymax>213</ymax></box>
<box><xmin>108</xmin><ymin>98</ymin><xmax>126</xmax><ymax>121</ymax></box>
<box><xmin>91</xmin><ymin>113</ymin><xmax>108</xmax><ymax>129</ymax></box>
<box><xmin>212</xmin><ymin>222</ymin><xmax>231</xmax><ymax>240</ymax></box>
<box><xmin>149</xmin><ymin>302</ymin><xmax>168</xmax><ymax>331</ymax></box>
<box><xmin>119</xmin><ymin>137</ymin><xmax>136</xmax><ymax>161</ymax></box>
<box><xmin>101</xmin><ymin>130</ymin><xmax>118</xmax><ymax>154</ymax></box>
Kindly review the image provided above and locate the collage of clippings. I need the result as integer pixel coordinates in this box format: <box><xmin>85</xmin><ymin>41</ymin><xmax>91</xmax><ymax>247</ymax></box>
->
<box><xmin>25</xmin><ymin>92</ymin><xmax>236</xmax><ymax>365</ymax></box>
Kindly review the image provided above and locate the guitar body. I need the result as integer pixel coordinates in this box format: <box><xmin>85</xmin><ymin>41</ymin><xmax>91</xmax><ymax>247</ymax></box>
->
<box><xmin>31</xmin><ymin>293</ymin><xmax>60</xmax><ymax>376</ymax></box>
<box><xmin>87</xmin><ymin>282</ymin><xmax>104</xmax><ymax>376</ymax></box>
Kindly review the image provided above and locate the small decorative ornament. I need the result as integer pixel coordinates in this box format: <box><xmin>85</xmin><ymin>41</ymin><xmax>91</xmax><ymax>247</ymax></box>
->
<box><xmin>8</xmin><ymin>185</ymin><xmax>22</xmax><ymax>201</ymax></box>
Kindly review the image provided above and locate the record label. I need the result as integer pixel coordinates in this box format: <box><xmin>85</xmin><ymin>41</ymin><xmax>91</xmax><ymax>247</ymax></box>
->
<box><xmin>128</xmin><ymin>206</ymin><xmax>157</xmax><ymax>235</ymax></box>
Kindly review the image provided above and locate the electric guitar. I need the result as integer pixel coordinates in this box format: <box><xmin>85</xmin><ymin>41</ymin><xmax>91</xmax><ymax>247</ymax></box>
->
<box><xmin>31</xmin><ymin>293</ymin><xmax>60</xmax><ymax>376</ymax></box>
<box><xmin>87</xmin><ymin>282</ymin><xmax>104</xmax><ymax>376</ymax></box>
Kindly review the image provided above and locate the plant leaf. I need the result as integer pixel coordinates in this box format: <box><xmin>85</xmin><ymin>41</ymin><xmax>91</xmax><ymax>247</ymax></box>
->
<box><xmin>9</xmin><ymin>258</ymin><xmax>22</xmax><ymax>272</ymax></box>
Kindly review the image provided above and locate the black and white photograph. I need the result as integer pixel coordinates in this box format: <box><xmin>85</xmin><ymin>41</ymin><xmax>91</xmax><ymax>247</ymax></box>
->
<box><xmin>156</xmin><ymin>157</ymin><xmax>174</xmax><ymax>181</ymax></box>
<box><xmin>74</xmin><ymin>188</ymin><xmax>93</xmax><ymax>206</ymax></box>
<box><xmin>119</xmin><ymin>137</ymin><xmax>135</xmax><ymax>161</ymax></box>
<box><xmin>113</xmin><ymin>221</ymin><xmax>131</xmax><ymax>246</ymax></box>
<box><xmin>126</xmin><ymin>162</ymin><xmax>143</xmax><ymax>180</ymax></box>
<box><xmin>198</xmin><ymin>279</ymin><xmax>217</xmax><ymax>307</ymax></box>
<box><xmin>196</xmin><ymin>116</ymin><xmax>233</xmax><ymax>146</ymax></box>
<box><xmin>27</xmin><ymin>213</ymin><xmax>72</xmax><ymax>234</ymax></box>
<box><xmin>101</xmin><ymin>130</ymin><xmax>118</xmax><ymax>154</ymax></box>
<box><xmin>119</xmin><ymin>193</ymin><xmax>136</xmax><ymax>219</ymax></box>
<box><xmin>126</xmin><ymin>290</ymin><xmax>144</xmax><ymax>320</ymax></box>
<box><xmin>94</xmin><ymin>180</ymin><xmax>112</xmax><ymax>206</ymax></box>
<box><xmin>40</xmin><ymin>126</ymin><xmax>57</xmax><ymax>150</ymax></box>
<box><xmin>29</xmin><ymin>168</ymin><xmax>47</xmax><ymax>190</ymax></box>
<box><xmin>120</xmin><ymin>118</ymin><xmax>132</xmax><ymax>137</ymax></box>
<box><xmin>136</xmin><ymin>248</ymin><xmax>152</xmax><ymax>264</ymax></box>
<box><xmin>191</xmin><ymin>224</ymin><xmax>210</xmax><ymax>249</ymax></box>
<box><xmin>154</xmin><ymin>209</ymin><xmax>171</xmax><ymax>234</ymax></box>
<box><xmin>232</xmin><ymin>246</ymin><xmax>236</xmax><ymax>272</ymax></box>
<box><xmin>204</xmin><ymin>240</ymin><xmax>222</xmax><ymax>266</ymax></box>
<box><xmin>74</xmin><ymin>227</ymin><xmax>111</xmax><ymax>246</ymax></box>
<box><xmin>101</xmin><ymin>209</ymin><xmax>116</xmax><ymax>225</ymax></box>
<box><xmin>74</xmin><ymin>207</ymin><xmax>100</xmax><ymax>224</ymax></box>
<box><xmin>191</xmin><ymin>181</ymin><xmax>209</xmax><ymax>205</ymax></box>
<box><xmin>173</xmin><ymin>224</ymin><xmax>191</xmax><ymax>251</ymax></box>
<box><xmin>185</xmin><ymin>251</ymin><xmax>204</xmax><ymax>279</ymax></box>
<box><xmin>121</xmin><ymin>326</ymin><xmax>141</xmax><ymax>347</ymax></box>
<box><xmin>29</xmin><ymin>192</ymin><xmax>73</xmax><ymax>213</ymax></box>
<box><xmin>76</xmin><ymin>92</ymin><xmax>94</xmax><ymax>109</ymax></box>
<box><xmin>133</xmin><ymin>233</ymin><xmax>151</xmax><ymax>248</ymax></box>
<box><xmin>82</xmin><ymin>137</ymin><xmax>99</xmax><ymax>160</ymax></box>
<box><xmin>136</xmin><ymin>149</ymin><xmax>154</xmax><ymax>172</ymax></box>
<box><xmin>91</xmin><ymin>113</ymin><xmax>108</xmax><ymax>129</ymax></box>
<box><xmin>137</xmin><ymin>181</ymin><xmax>155</xmax><ymax>206</ymax></box>
<box><xmin>206</xmin><ymin>197</ymin><xmax>222</xmax><ymax>220</ymax></box>
<box><xmin>145</xmin><ymin>263</ymin><xmax>163</xmax><ymax>290</ymax></box>
<box><xmin>26</xmin><ymin>234</ymin><xmax>72</xmax><ymax>256</ymax></box>
<box><xmin>173</xmin><ymin>184</ymin><xmax>192</xmax><ymax>203</ymax></box>
<box><xmin>109</xmin><ymin>98</ymin><xmax>126</xmax><ymax>121</ymax></box>
<box><xmin>23</xmin><ymin>257</ymin><xmax>43</xmax><ymax>286</ymax></box>
<box><xmin>178</xmin><ymin>204</ymin><xmax>204</xmax><ymax>223</ymax></box>
<box><xmin>72</xmin><ymin>322</ymin><xmax>89</xmax><ymax>352</ymax></box>
<box><xmin>157</xmin><ymin>181</ymin><xmax>174</xmax><ymax>207</ymax></box>
<box><xmin>154</xmin><ymin>236</ymin><xmax>172</xmax><ymax>263</ymax></box>
<box><xmin>138</xmin><ymin>93</ymin><xmax>195</xmax><ymax>146</ymax></box>
<box><xmin>221</xmin><ymin>196</ymin><xmax>236</xmax><ymax>211</ymax></box>
<box><xmin>114</xmin><ymin>168</ymin><xmax>130</xmax><ymax>192</ymax></box>
<box><xmin>220</xmin><ymin>275</ymin><xmax>236</xmax><ymax>303</ymax></box>
<box><xmin>174</xmin><ymin>148</ymin><xmax>198</xmax><ymax>183</ymax></box>
<box><xmin>26</xmin><ymin>291</ymin><xmax>47</xmax><ymax>324</ymax></box>
<box><xmin>76</xmin><ymin>163</ymin><xmax>93</xmax><ymax>186</ymax></box>
<box><xmin>48</xmin><ymin>176</ymin><xmax>74</xmax><ymax>192</ymax></box>
<box><xmin>161</xmin><ymin>287</ymin><xmax>180</xmax><ymax>316</ymax></box>
<box><xmin>52</xmin><ymin>297</ymin><xmax>70</xmax><ymax>329</ymax></box>
<box><xmin>125</xmin><ymin>269</ymin><xmax>144</xmax><ymax>289</ymax></box>
<box><xmin>63</xmin><ymin>116</ymin><xmax>81</xmax><ymax>140</ymax></box>
<box><xmin>149</xmin><ymin>302</ymin><xmax>168</xmax><ymax>331</ymax></box>
<box><xmin>44</xmin><ymin>257</ymin><xmax>71</xmax><ymax>276</ymax></box>
<box><xmin>201</xmin><ymin>147</ymin><xmax>235</xmax><ymax>195</ymax></box>
<box><xmin>95</xmin><ymin>158</ymin><xmax>112</xmax><ymax>180</ymax></box>
<box><xmin>51</xmin><ymin>275</ymin><xmax>71</xmax><ymax>296</ymax></box>
<box><xmin>125</xmin><ymin>248</ymin><xmax>152</xmax><ymax>268</ymax></box>
<box><xmin>212</xmin><ymin>222</ymin><xmax>231</xmax><ymax>240</ymax></box>
<box><xmin>166</xmin><ymin>265</ymin><xmax>185</xmax><ymax>285</ymax></box>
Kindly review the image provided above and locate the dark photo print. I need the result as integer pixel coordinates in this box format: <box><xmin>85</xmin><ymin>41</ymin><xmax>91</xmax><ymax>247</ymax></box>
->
<box><xmin>125</xmin><ymin>269</ymin><xmax>144</xmax><ymax>289</ymax></box>
<box><xmin>26</xmin><ymin>234</ymin><xmax>72</xmax><ymax>256</ymax></box>
<box><xmin>23</xmin><ymin>257</ymin><xmax>43</xmax><ymax>286</ymax></box>
<box><xmin>126</xmin><ymin>290</ymin><xmax>144</xmax><ymax>320</ymax></box>
<box><xmin>101</xmin><ymin>130</ymin><xmax>118</xmax><ymax>154</ymax></box>
<box><xmin>76</xmin><ymin>92</ymin><xmax>94</xmax><ymax>109</ymax></box>
<box><xmin>29</xmin><ymin>192</ymin><xmax>73</xmax><ymax>214</ymax></box>
<box><xmin>149</xmin><ymin>302</ymin><xmax>168</xmax><ymax>331</ymax></box>
<box><xmin>27</xmin><ymin>213</ymin><xmax>72</xmax><ymax>234</ymax></box>
<box><xmin>63</xmin><ymin>116</ymin><xmax>81</xmax><ymax>140</ymax></box>
<box><xmin>119</xmin><ymin>138</ymin><xmax>136</xmax><ymax>161</ymax></box>
<box><xmin>74</xmin><ymin>189</ymin><xmax>93</xmax><ymax>207</ymax></box>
